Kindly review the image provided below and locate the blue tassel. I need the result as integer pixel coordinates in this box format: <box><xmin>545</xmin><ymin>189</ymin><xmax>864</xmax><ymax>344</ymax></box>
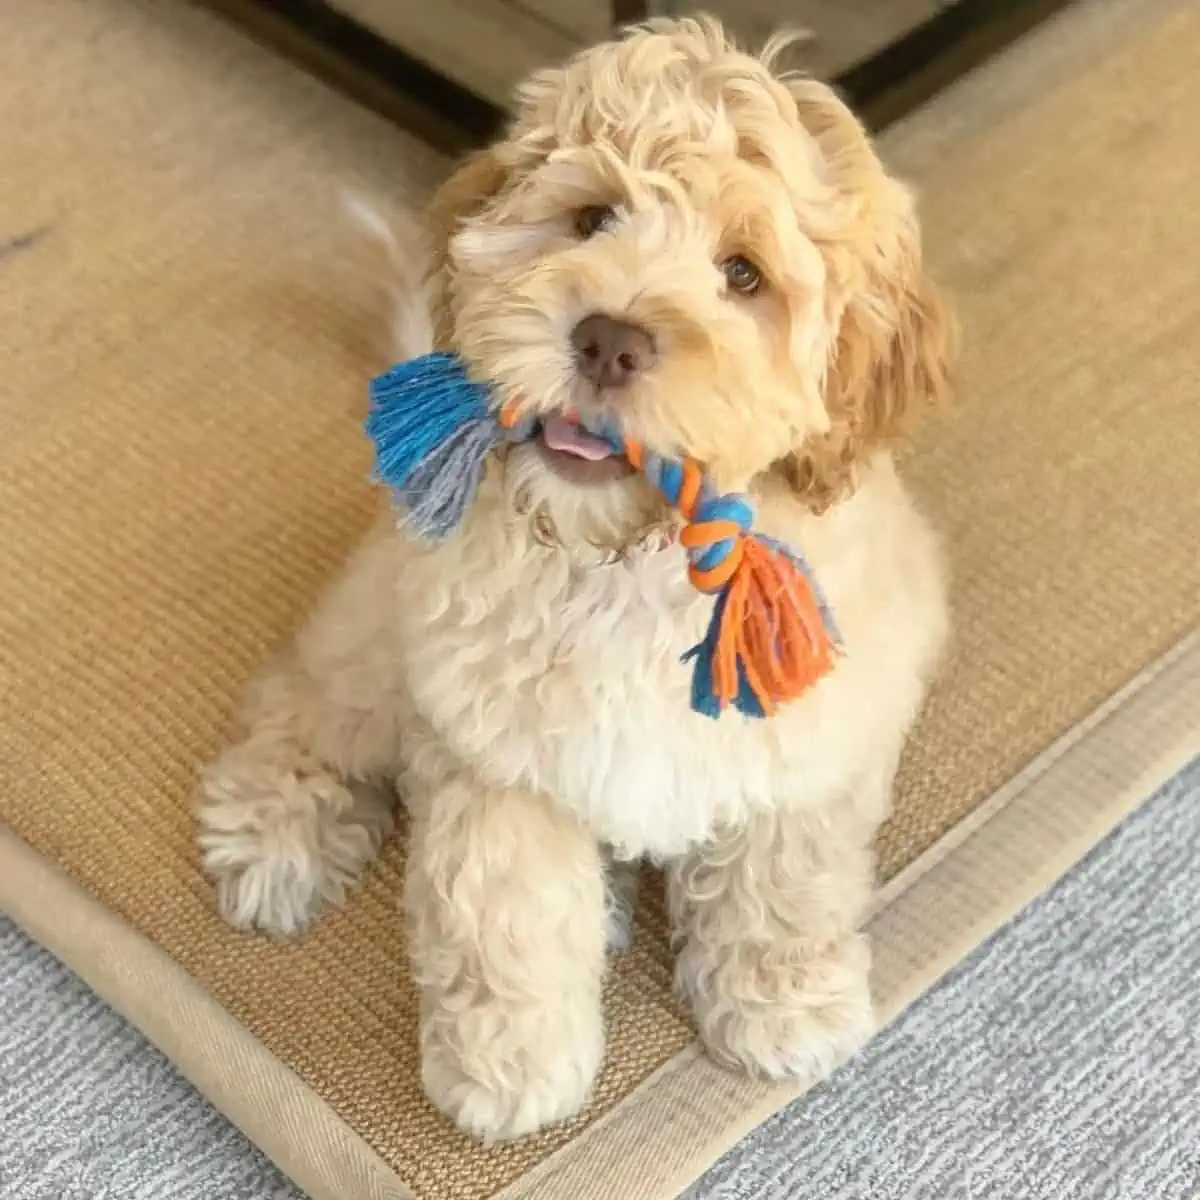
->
<box><xmin>682</xmin><ymin>592</ymin><xmax>767</xmax><ymax>720</ymax></box>
<box><xmin>366</xmin><ymin>352</ymin><xmax>503</xmax><ymax>539</ymax></box>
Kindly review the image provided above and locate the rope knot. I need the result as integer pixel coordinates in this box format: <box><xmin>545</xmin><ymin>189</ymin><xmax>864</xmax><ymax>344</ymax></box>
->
<box><xmin>679</xmin><ymin>493</ymin><xmax>755</xmax><ymax>594</ymax></box>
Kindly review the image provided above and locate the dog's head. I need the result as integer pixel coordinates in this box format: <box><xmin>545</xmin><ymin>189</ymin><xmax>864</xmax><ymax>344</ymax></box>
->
<box><xmin>426</xmin><ymin>18</ymin><xmax>951</xmax><ymax>546</ymax></box>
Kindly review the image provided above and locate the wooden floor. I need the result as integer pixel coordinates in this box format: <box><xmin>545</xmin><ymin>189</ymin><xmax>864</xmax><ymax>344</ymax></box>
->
<box><xmin>331</xmin><ymin>0</ymin><xmax>947</xmax><ymax>107</ymax></box>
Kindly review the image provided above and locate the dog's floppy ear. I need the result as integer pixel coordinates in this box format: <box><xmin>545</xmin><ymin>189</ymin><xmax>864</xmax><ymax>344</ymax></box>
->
<box><xmin>784</xmin><ymin>233</ymin><xmax>953</xmax><ymax>510</ymax></box>
<box><xmin>426</xmin><ymin>149</ymin><xmax>511</xmax><ymax>270</ymax></box>
<box><xmin>779</xmin><ymin>84</ymin><xmax>954</xmax><ymax>511</ymax></box>
<box><xmin>424</xmin><ymin>148</ymin><xmax>512</xmax><ymax>345</ymax></box>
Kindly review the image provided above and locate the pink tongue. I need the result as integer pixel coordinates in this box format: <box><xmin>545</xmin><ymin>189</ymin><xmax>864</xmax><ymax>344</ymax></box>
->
<box><xmin>542</xmin><ymin>415</ymin><xmax>614</xmax><ymax>461</ymax></box>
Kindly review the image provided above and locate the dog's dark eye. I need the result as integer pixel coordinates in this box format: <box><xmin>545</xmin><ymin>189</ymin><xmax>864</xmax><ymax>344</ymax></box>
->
<box><xmin>722</xmin><ymin>255</ymin><xmax>763</xmax><ymax>296</ymax></box>
<box><xmin>574</xmin><ymin>206</ymin><xmax>617</xmax><ymax>239</ymax></box>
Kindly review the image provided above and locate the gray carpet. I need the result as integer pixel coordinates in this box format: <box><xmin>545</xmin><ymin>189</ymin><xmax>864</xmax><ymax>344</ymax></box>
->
<box><xmin>2</xmin><ymin>756</ymin><xmax>1198</xmax><ymax>1200</ymax></box>
<box><xmin>0</xmin><ymin>924</ymin><xmax>299</xmax><ymax>1200</ymax></box>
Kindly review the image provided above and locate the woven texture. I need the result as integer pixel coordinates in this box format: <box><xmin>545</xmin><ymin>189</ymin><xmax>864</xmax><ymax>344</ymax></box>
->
<box><xmin>2</xmin><ymin>1</ymin><xmax>1199</xmax><ymax>1198</ymax></box>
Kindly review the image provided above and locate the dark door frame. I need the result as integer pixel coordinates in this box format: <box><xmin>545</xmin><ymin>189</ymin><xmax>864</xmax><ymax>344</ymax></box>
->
<box><xmin>203</xmin><ymin>0</ymin><xmax>1075</xmax><ymax>153</ymax></box>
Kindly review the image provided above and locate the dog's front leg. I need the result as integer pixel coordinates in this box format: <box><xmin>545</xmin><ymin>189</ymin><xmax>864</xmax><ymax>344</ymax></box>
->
<box><xmin>406</xmin><ymin>779</ymin><xmax>608</xmax><ymax>1141</ymax></box>
<box><xmin>669</xmin><ymin>804</ymin><xmax>876</xmax><ymax>1084</ymax></box>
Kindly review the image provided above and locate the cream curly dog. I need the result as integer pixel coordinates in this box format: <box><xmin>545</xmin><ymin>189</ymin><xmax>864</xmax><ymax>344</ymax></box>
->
<box><xmin>197</xmin><ymin>17</ymin><xmax>952</xmax><ymax>1143</ymax></box>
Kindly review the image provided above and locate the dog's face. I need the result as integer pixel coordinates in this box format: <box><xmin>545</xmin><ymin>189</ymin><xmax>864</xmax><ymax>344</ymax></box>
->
<box><xmin>428</xmin><ymin>18</ymin><xmax>951</xmax><ymax>542</ymax></box>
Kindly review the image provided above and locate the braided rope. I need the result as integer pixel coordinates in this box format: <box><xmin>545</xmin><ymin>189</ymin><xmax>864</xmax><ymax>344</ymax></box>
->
<box><xmin>623</xmin><ymin>439</ymin><xmax>753</xmax><ymax>593</ymax></box>
<box><xmin>565</xmin><ymin>421</ymin><xmax>759</xmax><ymax>595</ymax></box>
<box><xmin>585</xmin><ymin>421</ymin><xmax>839</xmax><ymax>715</ymax></box>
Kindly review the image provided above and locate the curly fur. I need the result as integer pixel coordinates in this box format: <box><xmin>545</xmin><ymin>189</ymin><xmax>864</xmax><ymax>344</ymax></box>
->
<box><xmin>197</xmin><ymin>17</ymin><xmax>952</xmax><ymax>1142</ymax></box>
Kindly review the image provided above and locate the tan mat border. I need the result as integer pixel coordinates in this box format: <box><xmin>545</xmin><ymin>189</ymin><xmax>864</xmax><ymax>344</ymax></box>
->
<box><xmin>4</xmin><ymin>627</ymin><xmax>1197</xmax><ymax>1200</ymax></box>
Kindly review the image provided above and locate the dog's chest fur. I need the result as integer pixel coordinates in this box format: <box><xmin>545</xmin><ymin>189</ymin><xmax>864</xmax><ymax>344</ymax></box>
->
<box><xmin>399</xmin><ymin>535</ymin><xmax>775</xmax><ymax>857</ymax></box>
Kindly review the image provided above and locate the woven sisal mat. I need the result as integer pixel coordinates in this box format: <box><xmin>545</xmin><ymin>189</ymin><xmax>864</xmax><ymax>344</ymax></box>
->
<box><xmin>3</xmin><ymin>2</ymin><xmax>1199</xmax><ymax>1198</ymax></box>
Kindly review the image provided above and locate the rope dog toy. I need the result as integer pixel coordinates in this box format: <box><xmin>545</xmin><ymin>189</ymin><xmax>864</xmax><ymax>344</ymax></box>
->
<box><xmin>365</xmin><ymin>351</ymin><xmax>840</xmax><ymax>719</ymax></box>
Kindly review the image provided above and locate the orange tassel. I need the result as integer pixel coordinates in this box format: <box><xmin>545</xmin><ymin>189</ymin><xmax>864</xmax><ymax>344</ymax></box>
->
<box><xmin>706</xmin><ymin>537</ymin><xmax>836</xmax><ymax>716</ymax></box>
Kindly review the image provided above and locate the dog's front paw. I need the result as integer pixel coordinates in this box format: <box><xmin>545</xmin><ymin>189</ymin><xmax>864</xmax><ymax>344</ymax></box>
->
<box><xmin>197</xmin><ymin>750</ymin><xmax>392</xmax><ymax>936</ymax></box>
<box><xmin>681</xmin><ymin>933</ymin><xmax>875</xmax><ymax>1083</ymax></box>
<box><xmin>420</xmin><ymin>1003</ymin><xmax>604</xmax><ymax>1142</ymax></box>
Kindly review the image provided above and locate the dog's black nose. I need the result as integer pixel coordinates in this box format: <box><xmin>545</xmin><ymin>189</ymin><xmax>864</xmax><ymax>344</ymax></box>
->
<box><xmin>571</xmin><ymin>314</ymin><xmax>657</xmax><ymax>389</ymax></box>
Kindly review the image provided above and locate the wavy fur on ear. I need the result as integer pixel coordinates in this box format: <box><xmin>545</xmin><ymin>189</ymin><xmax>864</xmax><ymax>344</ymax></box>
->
<box><xmin>779</xmin><ymin>83</ymin><xmax>955</xmax><ymax>512</ymax></box>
